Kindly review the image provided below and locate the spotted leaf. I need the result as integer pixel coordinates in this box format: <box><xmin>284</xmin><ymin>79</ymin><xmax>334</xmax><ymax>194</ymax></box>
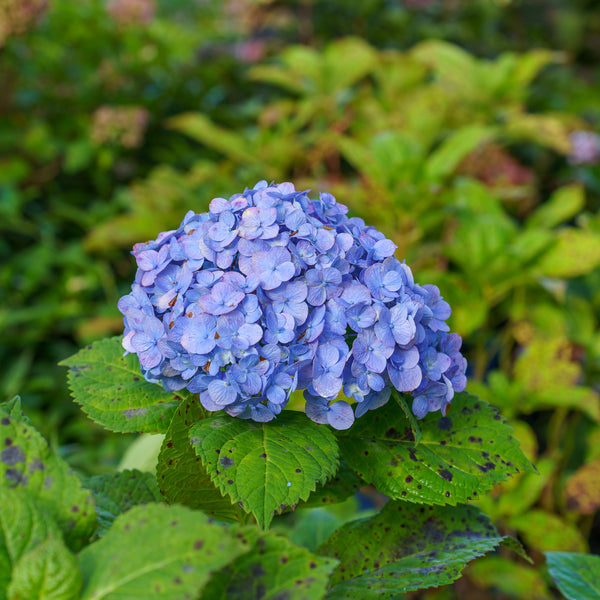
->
<box><xmin>337</xmin><ymin>393</ymin><xmax>533</xmax><ymax>505</ymax></box>
<box><xmin>78</xmin><ymin>503</ymin><xmax>250</xmax><ymax>600</ymax></box>
<box><xmin>319</xmin><ymin>502</ymin><xmax>516</xmax><ymax>598</ymax></box>
<box><xmin>201</xmin><ymin>530</ymin><xmax>338</xmax><ymax>600</ymax></box>
<box><xmin>157</xmin><ymin>398</ymin><xmax>243</xmax><ymax>523</ymax></box>
<box><xmin>0</xmin><ymin>399</ymin><xmax>96</xmax><ymax>551</ymax></box>
<box><xmin>189</xmin><ymin>411</ymin><xmax>339</xmax><ymax>529</ymax></box>
<box><xmin>60</xmin><ymin>337</ymin><xmax>181</xmax><ymax>433</ymax></box>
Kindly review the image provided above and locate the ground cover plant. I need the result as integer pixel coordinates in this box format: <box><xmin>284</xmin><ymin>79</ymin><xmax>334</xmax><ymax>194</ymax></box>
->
<box><xmin>2</xmin><ymin>0</ymin><xmax>600</xmax><ymax>597</ymax></box>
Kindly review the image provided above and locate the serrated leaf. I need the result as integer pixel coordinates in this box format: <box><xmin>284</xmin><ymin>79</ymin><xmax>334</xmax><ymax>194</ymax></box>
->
<box><xmin>337</xmin><ymin>393</ymin><xmax>533</xmax><ymax>505</ymax></box>
<box><xmin>546</xmin><ymin>552</ymin><xmax>600</xmax><ymax>600</ymax></box>
<box><xmin>8</xmin><ymin>536</ymin><xmax>81</xmax><ymax>600</ymax></box>
<box><xmin>298</xmin><ymin>460</ymin><xmax>362</xmax><ymax>510</ymax></box>
<box><xmin>78</xmin><ymin>503</ymin><xmax>250</xmax><ymax>600</ymax></box>
<box><xmin>84</xmin><ymin>470</ymin><xmax>163</xmax><ymax>537</ymax></box>
<box><xmin>319</xmin><ymin>502</ymin><xmax>512</xmax><ymax>598</ymax></box>
<box><xmin>0</xmin><ymin>489</ymin><xmax>63</xmax><ymax>597</ymax></box>
<box><xmin>0</xmin><ymin>401</ymin><xmax>96</xmax><ymax>550</ymax></box>
<box><xmin>60</xmin><ymin>337</ymin><xmax>181</xmax><ymax>433</ymax></box>
<box><xmin>190</xmin><ymin>411</ymin><xmax>339</xmax><ymax>529</ymax></box>
<box><xmin>201</xmin><ymin>530</ymin><xmax>338</xmax><ymax>600</ymax></box>
<box><xmin>156</xmin><ymin>398</ymin><xmax>242</xmax><ymax>523</ymax></box>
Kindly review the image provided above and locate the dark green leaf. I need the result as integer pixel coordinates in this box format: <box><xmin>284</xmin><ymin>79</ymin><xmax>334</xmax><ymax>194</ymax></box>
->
<box><xmin>84</xmin><ymin>470</ymin><xmax>163</xmax><ymax>537</ymax></box>
<box><xmin>298</xmin><ymin>460</ymin><xmax>362</xmax><ymax>510</ymax></box>
<box><xmin>319</xmin><ymin>502</ymin><xmax>512</xmax><ymax>598</ymax></box>
<box><xmin>338</xmin><ymin>393</ymin><xmax>533</xmax><ymax>505</ymax></box>
<box><xmin>201</xmin><ymin>530</ymin><xmax>338</xmax><ymax>600</ymax></box>
<box><xmin>546</xmin><ymin>552</ymin><xmax>600</xmax><ymax>600</ymax></box>
<box><xmin>78</xmin><ymin>503</ymin><xmax>250</xmax><ymax>600</ymax></box>
<box><xmin>60</xmin><ymin>337</ymin><xmax>181</xmax><ymax>433</ymax></box>
<box><xmin>156</xmin><ymin>397</ymin><xmax>242</xmax><ymax>523</ymax></box>
<box><xmin>190</xmin><ymin>411</ymin><xmax>339</xmax><ymax>529</ymax></box>
<box><xmin>0</xmin><ymin>400</ymin><xmax>96</xmax><ymax>550</ymax></box>
<box><xmin>8</xmin><ymin>536</ymin><xmax>81</xmax><ymax>600</ymax></box>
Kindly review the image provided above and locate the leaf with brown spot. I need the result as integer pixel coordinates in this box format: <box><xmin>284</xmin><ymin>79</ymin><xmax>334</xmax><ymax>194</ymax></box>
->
<box><xmin>79</xmin><ymin>504</ymin><xmax>249</xmax><ymax>600</ymax></box>
<box><xmin>201</xmin><ymin>530</ymin><xmax>337</xmax><ymax>600</ymax></box>
<box><xmin>0</xmin><ymin>398</ymin><xmax>96</xmax><ymax>551</ymax></box>
<box><xmin>190</xmin><ymin>411</ymin><xmax>339</xmax><ymax>529</ymax></box>
<box><xmin>318</xmin><ymin>502</ymin><xmax>520</xmax><ymax>598</ymax></box>
<box><xmin>565</xmin><ymin>457</ymin><xmax>600</xmax><ymax>515</ymax></box>
<box><xmin>157</xmin><ymin>400</ymin><xmax>243</xmax><ymax>523</ymax></box>
<box><xmin>60</xmin><ymin>337</ymin><xmax>182</xmax><ymax>433</ymax></box>
<box><xmin>337</xmin><ymin>393</ymin><xmax>533</xmax><ymax>505</ymax></box>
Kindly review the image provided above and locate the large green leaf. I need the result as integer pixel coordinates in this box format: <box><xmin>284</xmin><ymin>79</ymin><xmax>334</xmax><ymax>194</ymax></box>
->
<box><xmin>201</xmin><ymin>530</ymin><xmax>338</xmax><ymax>600</ymax></box>
<box><xmin>546</xmin><ymin>552</ymin><xmax>600</xmax><ymax>600</ymax></box>
<box><xmin>156</xmin><ymin>397</ymin><xmax>242</xmax><ymax>523</ymax></box>
<box><xmin>0</xmin><ymin>489</ymin><xmax>63</xmax><ymax>598</ymax></box>
<box><xmin>78</xmin><ymin>503</ymin><xmax>250</xmax><ymax>600</ymax></box>
<box><xmin>319</xmin><ymin>502</ymin><xmax>513</xmax><ymax>598</ymax></box>
<box><xmin>7</xmin><ymin>536</ymin><xmax>81</xmax><ymax>600</ymax></box>
<box><xmin>84</xmin><ymin>470</ymin><xmax>163</xmax><ymax>537</ymax></box>
<box><xmin>337</xmin><ymin>393</ymin><xmax>533</xmax><ymax>505</ymax></box>
<box><xmin>60</xmin><ymin>337</ymin><xmax>181</xmax><ymax>433</ymax></box>
<box><xmin>0</xmin><ymin>399</ymin><xmax>96</xmax><ymax>550</ymax></box>
<box><xmin>190</xmin><ymin>411</ymin><xmax>339</xmax><ymax>529</ymax></box>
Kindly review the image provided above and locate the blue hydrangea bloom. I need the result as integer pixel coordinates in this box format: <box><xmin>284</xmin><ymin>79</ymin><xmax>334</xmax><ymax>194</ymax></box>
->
<box><xmin>119</xmin><ymin>181</ymin><xmax>467</xmax><ymax>429</ymax></box>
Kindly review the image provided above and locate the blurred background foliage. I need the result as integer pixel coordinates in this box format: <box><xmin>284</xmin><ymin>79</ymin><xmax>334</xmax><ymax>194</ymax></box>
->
<box><xmin>2</xmin><ymin>0</ymin><xmax>600</xmax><ymax>597</ymax></box>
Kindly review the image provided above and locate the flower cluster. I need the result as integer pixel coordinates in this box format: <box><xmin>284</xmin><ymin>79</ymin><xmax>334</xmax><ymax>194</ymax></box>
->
<box><xmin>119</xmin><ymin>181</ymin><xmax>467</xmax><ymax>429</ymax></box>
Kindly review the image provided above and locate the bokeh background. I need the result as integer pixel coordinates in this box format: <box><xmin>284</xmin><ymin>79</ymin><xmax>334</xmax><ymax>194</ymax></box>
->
<box><xmin>2</xmin><ymin>1</ymin><xmax>600</xmax><ymax>597</ymax></box>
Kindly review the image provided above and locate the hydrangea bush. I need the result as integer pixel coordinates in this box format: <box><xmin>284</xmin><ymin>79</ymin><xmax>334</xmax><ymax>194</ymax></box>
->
<box><xmin>1</xmin><ymin>182</ymin><xmax>541</xmax><ymax>599</ymax></box>
<box><xmin>118</xmin><ymin>181</ymin><xmax>467</xmax><ymax>429</ymax></box>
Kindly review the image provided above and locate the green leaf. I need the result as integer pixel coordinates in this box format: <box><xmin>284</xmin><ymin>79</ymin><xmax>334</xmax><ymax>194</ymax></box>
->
<box><xmin>319</xmin><ymin>502</ymin><xmax>512</xmax><ymax>597</ymax></box>
<box><xmin>190</xmin><ymin>411</ymin><xmax>339</xmax><ymax>529</ymax></box>
<box><xmin>393</xmin><ymin>391</ymin><xmax>422</xmax><ymax>444</ymax></box>
<box><xmin>0</xmin><ymin>489</ymin><xmax>63</xmax><ymax>597</ymax></box>
<box><xmin>509</xmin><ymin>510</ymin><xmax>587</xmax><ymax>553</ymax></box>
<box><xmin>565</xmin><ymin>457</ymin><xmax>600</xmax><ymax>515</ymax></box>
<box><xmin>527</xmin><ymin>184</ymin><xmax>585</xmax><ymax>230</ymax></box>
<box><xmin>546</xmin><ymin>552</ymin><xmax>600</xmax><ymax>600</ymax></box>
<box><xmin>8</xmin><ymin>536</ymin><xmax>81</xmax><ymax>600</ymax></box>
<box><xmin>337</xmin><ymin>393</ymin><xmax>533</xmax><ymax>505</ymax></box>
<box><xmin>468</xmin><ymin>556</ymin><xmax>551</xmax><ymax>600</ymax></box>
<box><xmin>84</xmin><ymin>470</ymin><xmax>163</xmax><ymax>537</ymax></box>
<box><xmin>78</xmin><ymin>503</ymin><xmax>250</xmax><ymax>600</ymax></box>
<box><xmin>60</xmin><ymin>337</ymin><xmax>181</xmax><ymax>433</ymax></box>
<box><xmin>323</xmin><ymin>37</ymin><xmax>376</xmax><ymax>92</ymax></box>
<box><xmin>166</xmin><ymin>113</ymin><xmax>259</xmax><ymax>164</ymax></box>
<box><xmin>0</xmin><ymin>400</ymin><xmax>96</xmax><ymax>550</ymax></box>
<box><xmin>298</xmin><ymin>460</ymin><xmax>362</xmax><ymax>510</ymax></box>
<box><xmin>537</xmin><ymin>228</ymin><xmax>600</xmax><ymax>278</ymax></box>
<box><xmin>425</xmin><ymin>125</ymin><xmax>497</xmax><ymax>180</ymax></box>
<box><xmin>201</xmin><ymin>530</ymin><xmax>338</xmax><ymax>600</ymax></box>
<box><xmin>156</xmin><ymin>397</ymin><xmax>242</xmax><ymax>523</ymax></box>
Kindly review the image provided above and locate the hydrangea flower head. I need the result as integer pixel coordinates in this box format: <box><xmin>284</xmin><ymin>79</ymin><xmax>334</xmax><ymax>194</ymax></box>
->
<box><xmin>119</xmin><ymin>181</ymin><xmax>467</xmax><ymax>429</ymax></box>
